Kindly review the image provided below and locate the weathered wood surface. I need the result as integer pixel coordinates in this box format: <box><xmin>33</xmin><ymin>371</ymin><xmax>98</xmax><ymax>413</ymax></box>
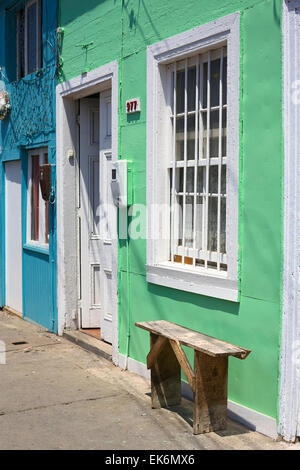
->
<box><xmin>169</xmin><ymin>339</ymin><xmax>195</xmax><ymax>393</ymax></box>
<box><xmin>147</xmin><ymin>335</ymin><xmax>168</xmax><ymax>369</ymax></box>
<box><xmin>150</xmin><ymin>333</ymin><xmax>181</xmax><ymax>409</ymax></box>
<box><xmin>136</xmin><ymin>320</ymin><xmax>251</xmax><ymax>359</ymax></box>
<box><xmin>194</xmin><ymin>351</ymin><xmax>228</xmax><ymax>434</ymax></box>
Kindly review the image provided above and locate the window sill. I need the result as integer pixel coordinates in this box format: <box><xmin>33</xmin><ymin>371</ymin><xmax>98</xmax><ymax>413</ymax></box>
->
<box><xmin>23</xmin><ymin>243</ymin><xmax>49</xmax><ymax>256</ymax></box>
<box><xmin>146</xmin><ymin>263</ymin><xmax>239</xmax><ymax>302</ymax></box>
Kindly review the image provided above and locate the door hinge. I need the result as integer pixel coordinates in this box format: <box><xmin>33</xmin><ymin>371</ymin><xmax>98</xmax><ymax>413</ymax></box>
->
<box><xmin>76</xmin><ymin>114</ymin><xmax>81</xmax><ymax>125</ymax></box>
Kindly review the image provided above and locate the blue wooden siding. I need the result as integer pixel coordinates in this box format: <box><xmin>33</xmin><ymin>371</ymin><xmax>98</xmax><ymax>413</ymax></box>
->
<box><xmin>0</xmin><ymin>0</ymin><xmax>58</xmax><ymax>332</ymax></box>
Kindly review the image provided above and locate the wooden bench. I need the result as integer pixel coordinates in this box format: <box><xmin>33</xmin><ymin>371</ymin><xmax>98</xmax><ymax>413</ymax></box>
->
<box><xmin>135</xmin><ymin>320</ymin><xmax>251</xmax><ymax>435</ymax></box>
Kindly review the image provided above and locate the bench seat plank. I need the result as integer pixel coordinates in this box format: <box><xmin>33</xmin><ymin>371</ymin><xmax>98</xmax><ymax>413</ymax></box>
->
<box><xmin>136</xmin><ymin>320</ymin><xmax>250</xmax><ymax>359</ymax></box>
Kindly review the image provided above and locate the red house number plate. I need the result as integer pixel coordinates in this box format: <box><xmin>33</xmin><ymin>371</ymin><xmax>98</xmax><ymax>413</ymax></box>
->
<box><xmin>126</xmin><ymin>98</ymin><xmax>141</xmax><ymax>114</ymax></box>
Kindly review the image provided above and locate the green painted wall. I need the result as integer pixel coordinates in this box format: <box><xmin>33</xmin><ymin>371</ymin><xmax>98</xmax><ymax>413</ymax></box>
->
<box><xmin>60</xmin><ymin>0</ymin><xmax>283</xmax><ymax>420</ymax></box>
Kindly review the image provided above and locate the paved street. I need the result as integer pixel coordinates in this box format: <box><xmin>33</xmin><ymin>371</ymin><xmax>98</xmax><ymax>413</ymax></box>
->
<box><xmin>0</xmin><ymin>310</ymin><xmax>298</xmax><ymax>450</ymax></box>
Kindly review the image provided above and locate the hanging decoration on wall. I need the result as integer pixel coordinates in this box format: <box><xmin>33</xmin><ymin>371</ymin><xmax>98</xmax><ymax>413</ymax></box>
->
<box><xmin>0</xmin><ymin>70</ymin><xmax>10</xmax><ymax>121</ymax></box>
<box><xmin>0</xmin><ymin>89</ymin><xmax>10</xmax><ymax>120</ymax></box>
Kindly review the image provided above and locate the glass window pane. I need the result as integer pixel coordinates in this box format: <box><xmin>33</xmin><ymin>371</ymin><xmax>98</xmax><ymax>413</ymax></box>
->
<box><xmin>31</xmin><ymin>155</ymin><xmax>40</xmax><ymax>241</ymax></box>
<box><xmin>203</xmin><ymin>62</ymin><xmax>208</xmax><ymax>109</ymax></box>
<box><xmin>221</xmin><ymin>165</ymin><xmax>226</xmax><ymax>195</ymax></box>
<box><xmin>176</xmin><ymin>69</ymin><xmax>185</xmax><ymax>114</ymax></box>
<box><xmin>209</xmin><ymin>110</ymin><xmax>219</xmax><ymax>158</ymax></box>
<box><xmin>210</xmin><ymin>58</ymin><xmax>221</xmax><ymax>108</ymax></box>
<box><xmin>202</xmin><ymin>109</ymin><xmax>226</xmax><ymax>159</ymax></box>
<box><xmin>177</xmin><ymin>167</ymin><xmax>183</xmax><ymax>193</ymax></box>
<box><xmin>197</xmin><ymin>166</ymin><xmax>205</xmax><ymax>194</ymax></box>
<box><xmin>187</xmin><ymin>66</ymin><xmax>196</xmax><ymax>112</ymax></box>
<box><xmin>175</xmin><ymin>195</ymin><xmax>183</xmax><ymax>249</ymax></box>
<box><xmin>30</xmin><ymin>152</ymin><xmax>49</xmax><ymax>245</ymax></box>
<box><xmin>185</xmin><ymin>196</ymin><xmax>194</xmax><ymax>248</ymax></box>
<box><xmin>221</xmin><ymin>197</ymin><xmax>226</xmax><ymax>253</ymax></box>
<box><xmin>195</xmin><ymin>196</ymin><xmax>204</xmax><ymax>250</ymax></box>
<box><xmin>186</xmin><ymin>167</ymin><xmax>194</xmax><ymax>193</ymax></box>
<box><xmin>18</xmin><ymin>9</ymin><xmax>25</xmax><ymax>78</ymax></box>
<box><xmin>208</xmin><ymin>196</ymin><xmax>218</xmax><ymax>252</ymax></box>
<box><xmin>209</xmin><ymin>165</ymin><xmax>218</xmax><ymax>194</ymax></box>
<box><xmin>201</xmin><ymin>111</ymin><xmax>207</xmax><ymax>158</ymax></box>
<box><xmin>175</xmin><ymin>116</ymin><xmax>184</xmax><ymax>161</ymax></box>
<box><xmin>203</xmin><ymin>58</ymin><xmax>224</xmax><ymax>109</ymax></box>
<box><xmin>187</xmin><ymin>115</ymin><xmax>195</xmax><ymax>160</ymax></box>
<box><xmin>27</xmin><ymin>2</ymin><xmax>37</xmax><ymax>74</ymax></box>
<box><xmin>208</xmin><ymin>165</ymin><xmax>226</xmax><ymax>195</ymax></box>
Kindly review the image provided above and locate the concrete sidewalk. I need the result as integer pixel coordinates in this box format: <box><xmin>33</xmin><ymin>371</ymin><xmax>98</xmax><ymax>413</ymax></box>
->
<box><xmin>0</xmin><ymin>310</ymin><xmax>298</xmax><ymax>450</ymax></box>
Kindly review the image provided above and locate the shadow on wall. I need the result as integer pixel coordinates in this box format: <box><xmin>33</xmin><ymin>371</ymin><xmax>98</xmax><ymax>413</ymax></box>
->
<box><xmin>147</xmin><ymin>283</ymin><xmax>240</xmax><ymax>317</ymax></box>
<box><xmin>123</xmin><ymin>0</ymin><xmax>162</xmax><ymax>43</ymax></box>
<box><xmin>273</xmin><ymin>0</ymin><xmax>281</xmax><ymax>26</ymax></box>
<box><xmin>60</xmin><ymin>0</ymin><xmax>118</xmax><ymax>26</ymax></box>
<box><xmin>61</xmin><ymin>0</ymin><xmax>162</xmax><ymax>44</ymax></box>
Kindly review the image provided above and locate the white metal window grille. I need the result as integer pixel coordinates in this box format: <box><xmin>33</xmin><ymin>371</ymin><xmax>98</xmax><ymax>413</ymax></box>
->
<box><xmin>169</xmin><ymin>47</ymin><xmax>227</xmax><ymax>273</ymax></box>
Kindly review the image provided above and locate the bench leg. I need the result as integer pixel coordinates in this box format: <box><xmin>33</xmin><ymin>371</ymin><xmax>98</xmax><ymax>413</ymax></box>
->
<box><xmin>193</xmin><ymin>351</ymin><xmax>228</xmax><ymax>435</ymax></box>
<box><xmin>150</xmin><ymin>333</ymin><xmax>181</xmax><ymax>409</ymax></box>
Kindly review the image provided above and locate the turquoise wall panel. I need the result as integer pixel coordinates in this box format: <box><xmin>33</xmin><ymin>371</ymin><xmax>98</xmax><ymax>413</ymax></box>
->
<box><xmin>23</xmin><ymin>250</ymin><xmax>53</xmax><ymax>331</ymax></box>
<box><xmin>0</xmin><ymin>0</ymin><xmax>58</xmax><ymax>332</ymax></box>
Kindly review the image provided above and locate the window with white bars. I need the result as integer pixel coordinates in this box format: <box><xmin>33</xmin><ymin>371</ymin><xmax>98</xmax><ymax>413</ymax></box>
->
<box><xmin>169</xmin><ymin>47</ymin><xmax>227</xmax><ymax>273</ymax></box>
<box><xmin>146</xmin><ymin>13</ymin><xmax>239</xmax><ymax>301</ymax></box>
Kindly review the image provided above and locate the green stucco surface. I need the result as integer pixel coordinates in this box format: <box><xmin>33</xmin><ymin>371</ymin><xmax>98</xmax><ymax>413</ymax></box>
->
<box><xmin>60</xmin><ymin>0</ymin><xmax>283</xmax><ymax>420</ymax></box>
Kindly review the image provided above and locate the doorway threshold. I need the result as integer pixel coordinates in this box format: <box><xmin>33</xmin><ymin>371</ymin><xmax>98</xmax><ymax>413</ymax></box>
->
<box><xmin>80</xmin><ymin>328</ymin><xmax>101</xmax><ymax>340</ymax></box>
<box><xmin>63</xmin><ymin>329</ymin><xmax>112</xmax><ymax>362</ymax></box>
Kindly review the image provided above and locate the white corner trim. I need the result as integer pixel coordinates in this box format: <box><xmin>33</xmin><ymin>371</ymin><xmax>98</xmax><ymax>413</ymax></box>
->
<box><xmin>280</xmin><ymin>0</ymin><xmax>300</xmax><ymax>443</ymax></box>
<box><xmin>56</xmin><ymin>60</ymin><xmax>119</xmax><ymax>367</ymax></box>
<box><xmin>119</xmin><ymin>353</ymin><xmax>278</xmax><ymax>440</ymax></box>
<box><xmin>146</xmin><ymin>13</ymin><xmax>240</xmax><ymax>296</ymax></box>
<box><xmin>146</xmin><ymin>264</ymin><xmax>238</xmax><ymax>302</ymax></box>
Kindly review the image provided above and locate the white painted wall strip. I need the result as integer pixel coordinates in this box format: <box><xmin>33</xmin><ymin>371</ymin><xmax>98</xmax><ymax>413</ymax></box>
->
<box><xmin>280</xmin><ymin>0</ymin><xmax>300</xmax><ymax>442</ymax></box>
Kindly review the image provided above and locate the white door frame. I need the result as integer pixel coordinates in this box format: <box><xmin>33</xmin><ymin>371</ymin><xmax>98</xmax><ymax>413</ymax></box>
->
<box><xmin>280</xmin><ymin>0</ymin><xmax>300</xmax><ymax>442</ymax></box>
<box><xmin>56</xmin><ymin>61</ymin><xmax>119</xmax><ymax>365</ymax></box>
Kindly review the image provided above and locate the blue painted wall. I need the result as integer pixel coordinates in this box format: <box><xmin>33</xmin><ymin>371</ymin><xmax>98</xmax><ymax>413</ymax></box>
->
<box><xmin>0</xmin><ymin>0</ymin><xmax>57</xmax><ymax>332</ymax></box>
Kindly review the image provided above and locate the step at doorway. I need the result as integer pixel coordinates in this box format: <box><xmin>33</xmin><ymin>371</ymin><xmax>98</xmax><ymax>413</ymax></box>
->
<box><xmin>80</xmin><ymin>328</ymin><xmax>101</xmax><ymax>341</ymax></box>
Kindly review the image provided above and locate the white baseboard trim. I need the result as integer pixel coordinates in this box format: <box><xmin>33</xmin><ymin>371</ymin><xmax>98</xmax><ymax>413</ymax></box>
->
<box><xmin>118</xmin><ymin>353</ymin><xmax>151</xmax><ymax>380</ymax></box>
<box><xmin>118</xmin><ymin>353</ymin><xmax>278</xmax><ymax>440</ymax></box>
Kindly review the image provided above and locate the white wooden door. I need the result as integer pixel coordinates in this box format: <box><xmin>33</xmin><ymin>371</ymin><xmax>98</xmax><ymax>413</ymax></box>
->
<box><xmin>79</xmin><ymin>91</ymin><xmax>117</xmax><ymax>343</ymax></box>
<box><xmin>80</xmin><ymin>97</ymin><xmax>101</xmax><ymax>328</ymax></box>
<box><xmin>98</xmin><ymin>90</ymin><xmax>117</xmax><ymax>344</ymax></box>
<box><xmin>5</xmin><ymin>161</ymin><xmax>22</xmax><ymax>314</ymax></box>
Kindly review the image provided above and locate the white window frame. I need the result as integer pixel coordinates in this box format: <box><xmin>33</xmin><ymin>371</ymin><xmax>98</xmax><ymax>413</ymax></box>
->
<box><xmin>17</xmin><ymin>0</ymin><xmax>42</xmax><ymax>80</ymax></box>
<box><xmin>26</xmin><ymin>147</ymin><xmax>49</xmax><ymax>250</ymax></box>
<box><xmin>146</xmin><ymin>13</ymin><xmax>240</xmax><ymax>302</ymax></box>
